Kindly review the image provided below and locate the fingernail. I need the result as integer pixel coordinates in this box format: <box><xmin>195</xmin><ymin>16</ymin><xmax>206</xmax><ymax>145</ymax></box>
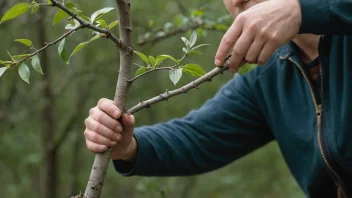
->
<box><xmin>110</xmin><ymin>141</ymin><xmax>116</xmax><ymax>146</ymax></box>
<box><xmin>116</xmin><ymin>134</ymin><xmax>121</xmax><ymax>141</ymax></box>
<box><xmin>128</xmin><ymin>114</ymin><xmax>134</xmax><ymax>122</ymax></box>
<box><xmin>215</xmin><ymin>59</ymin><xmax>221</xmax><ymax>66</ymax></box>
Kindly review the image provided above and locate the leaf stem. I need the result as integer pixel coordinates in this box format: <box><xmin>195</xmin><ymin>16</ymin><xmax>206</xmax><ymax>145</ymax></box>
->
<box><xmin>127</xmin><ymin>53</ymin><xmax>188</xmax><ymax>83</ymax></box>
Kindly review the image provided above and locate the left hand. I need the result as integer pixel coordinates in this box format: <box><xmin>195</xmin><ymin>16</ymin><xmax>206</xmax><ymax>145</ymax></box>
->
<box><xmin>215</xmin><ymin>0</ymin><xmax>301</xmax><ymax>72</ymax></box>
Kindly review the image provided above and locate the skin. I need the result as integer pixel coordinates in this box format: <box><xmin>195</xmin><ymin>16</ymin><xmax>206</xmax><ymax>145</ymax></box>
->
<box><xmin>85</xmin><ymin>0</ymin><xmax>320</xmax><ymax>161</ymax></box>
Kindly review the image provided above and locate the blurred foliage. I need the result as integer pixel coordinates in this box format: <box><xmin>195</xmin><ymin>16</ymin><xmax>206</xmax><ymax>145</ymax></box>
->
<box><xmin>0</xmin><ymin>0</ymin><xmax>304</xmax><ymax>197</ymax></box>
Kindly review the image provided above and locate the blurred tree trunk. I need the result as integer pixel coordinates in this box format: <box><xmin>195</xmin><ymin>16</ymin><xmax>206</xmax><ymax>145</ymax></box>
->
<box><xmin>38</xmin><ymin>8</ymin><xmax>58</xmax><ymax>198</ymax></box>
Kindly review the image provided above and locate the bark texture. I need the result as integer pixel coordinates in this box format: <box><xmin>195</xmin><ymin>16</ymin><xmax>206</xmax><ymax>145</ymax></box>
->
<box><xmin>84</xmin><ymin>1</ymin><xmax>133</xmax><ymax>197</ymax></box>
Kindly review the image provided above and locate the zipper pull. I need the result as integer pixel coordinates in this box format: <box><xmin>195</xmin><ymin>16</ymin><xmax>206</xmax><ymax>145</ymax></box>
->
<box><xmin>317</xmin><ymin>105</ymin><xmax>322</xmax><ymax>127</ymax></box>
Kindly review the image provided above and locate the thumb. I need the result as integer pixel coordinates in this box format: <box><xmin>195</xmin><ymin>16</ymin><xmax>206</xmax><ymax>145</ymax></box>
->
<box><xmin>122</xmin><ymin>113</ymin><xmax>135</xmax><ymax>132</ymax></box>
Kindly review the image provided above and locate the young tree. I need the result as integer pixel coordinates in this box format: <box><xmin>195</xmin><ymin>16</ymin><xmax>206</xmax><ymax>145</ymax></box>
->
<box><xmin>0</xmin><ymin>1</ymin><xmax>256</xmax><ymax>197</ymax></box>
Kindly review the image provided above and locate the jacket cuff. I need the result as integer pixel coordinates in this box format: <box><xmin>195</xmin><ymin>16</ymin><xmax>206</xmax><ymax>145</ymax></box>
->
<box><xmin>298</xmin><ymin>0</ymin><xmax>331</xmax><ymax>34</ymax></box>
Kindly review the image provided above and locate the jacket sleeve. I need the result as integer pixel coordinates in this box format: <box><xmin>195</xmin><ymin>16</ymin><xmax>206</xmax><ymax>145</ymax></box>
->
<box><xmin>113</xmin><ymin>75</ymin><xmax>274</xmax><ymax>176</ymax></box>
<box><xmin>299</xmin><ymin>0</ymin><xmax>352</xmax><ymax>35</ymax></box>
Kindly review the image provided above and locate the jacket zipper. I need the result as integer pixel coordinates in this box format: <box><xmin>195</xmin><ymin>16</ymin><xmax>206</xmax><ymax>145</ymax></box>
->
<box><xmin>288</xmin><ymin>57</ymin><xmax>347</xmax><ymax>197</ymax></box>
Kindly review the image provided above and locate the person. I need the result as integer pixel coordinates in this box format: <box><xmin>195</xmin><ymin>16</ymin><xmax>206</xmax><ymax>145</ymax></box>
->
<box><xmin>84</xmin><ymin>0</ymin><xmax>352</xmax><ymax>197</ymax></box>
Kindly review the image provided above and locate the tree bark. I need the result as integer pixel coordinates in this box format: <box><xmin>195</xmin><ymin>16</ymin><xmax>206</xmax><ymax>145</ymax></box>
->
<box><xmin>83</xmin><ymin>1</ymin><xmax>133</xmax><ymax>197</ymax></box>
<box><xmin>38</xmin><ymin>8</ymin><xmax>57</xmax><ymax>198</ymax></box>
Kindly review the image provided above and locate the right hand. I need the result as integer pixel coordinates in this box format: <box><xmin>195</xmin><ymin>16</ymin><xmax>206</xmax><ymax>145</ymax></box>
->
<box><xmin>84</xmin><ymin>98</ymin><xmax>137</xmax><ymax>161</ymax></box>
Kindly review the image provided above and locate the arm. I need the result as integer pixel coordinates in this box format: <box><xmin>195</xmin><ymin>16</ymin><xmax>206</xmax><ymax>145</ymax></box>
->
<box><xmin>299</xmin><ymin>0</ymin><xmax>352</xmax><ymax>35</ymax></box>
<box><xmin>113</xmin><ymin>75</ymin><xmax>274</xmax><ymax>176</ymax></box>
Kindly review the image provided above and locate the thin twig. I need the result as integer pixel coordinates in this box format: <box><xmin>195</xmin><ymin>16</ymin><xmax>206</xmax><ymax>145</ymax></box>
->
<box><xmin>13</xmin><ymin>26</ymin><xmax>83</xmax><ymax>67</ymax></box>
<box><xmin>50</xmin><ymin>0</ymin><xmax>132</xmax><ymax>53</ymax></box>
<box><xmin>127</xmin><ymin>56</ymin><xmax>230</xmax><ymax>114</ymax></box>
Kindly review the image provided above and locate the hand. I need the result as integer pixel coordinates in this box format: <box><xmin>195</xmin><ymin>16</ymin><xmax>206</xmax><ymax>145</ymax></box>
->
<box><xmin>84</xmin><ymin>98</ymin><xmax>137</xmax><ymax>161</ymax></box>
<box><xmin>215</xmin><ymin>0</ymin><xmax>301</xmax><ymax>72</ymax></box>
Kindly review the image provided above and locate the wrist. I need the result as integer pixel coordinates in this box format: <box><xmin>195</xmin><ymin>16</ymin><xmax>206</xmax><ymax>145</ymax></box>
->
<box><xmin>121</xmin><ymin>137</ymin><xmax>137</xmax><ymax>162</ymax></box>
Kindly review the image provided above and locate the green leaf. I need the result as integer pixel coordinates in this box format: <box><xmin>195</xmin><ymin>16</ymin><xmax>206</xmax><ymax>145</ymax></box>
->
<box><xmin>189</xmin><ymin>31</ymin><xmax>197</xmax><ymax>47</ymax></box>
<box><xmin>155</xmin><ymin>56</ymin><xmax>168</xmax><ymax>66</ymax></box>
<box><xmin>108</xmin><ymin>20</ymin><xmax>119</xmax><ymax>29</ymax></box>
<box><xmin>53</xmin><ymin>10</ymin><xmax>68</xmax><ymax>25</ymax></box>
<box><xmin>90</xmin><ymin>35</ymin><xmax>101</xmax><ymax>42</ymax></box>
<box><xmin>149</xmin><ymin>56</ymin><xmax>156</xmax><ymax>67</ymax></box>
<box><xmin>135</xmin><ymin>66</ymin><xmax>147</xmax><ymax>76</ymax></box>
<box><xmin>64</xmin><ymin>3</ymin><xmax>76</xmax><ymax>12</ymax></box>
<box><xmin>215</xmin><ymin>24</ymin><xmax>229</xmax><ymax>31</ymax></box>
<box><xmin>96</xmin><ymin>19</ymin><xmax>107</xmax><ymax>28</ymax></box>
<box><xmin>14</xmin><ymin>39</ymin><xmax>32</xmax><ymax>47</ymax></box>
<box><xmin>181</xmin><ymin>37</ymin><xmax>190</xmax><ymax>48</ymax></box>
<box><xmin>47</xmin><ymin>0</ymin><xmax>52</xmax><ymax>5</ymax></box>
<box><xmin>188</xmin><ymin>51</ymin><xmax>202</xmax><ymax>55</ymax></box>
<box><xmin>182</xmin><ymin>64</ymin><xmax>206</xmax><ymax>77</ymax></box>
<box><xmin>169</xmin><ymin>68</ymin><xmax>183</xmax><ymax>85</ymax></box>
<box><xmin>13</xmin><ymin>54</ymin><xmax>31</xmax><ymax>60</ymax></box>
<box><xmin>192</xmin><ymin>44</ymin><xmax>209</xmax><ymax>50</ymax></box>
<box><xmin>19</xmin><ymin>62</ymin><xmax>30</xmax><ymax>84</ymax></box>
<box><xmin>31</xmin><ymin>55</ymin><xmax>43</xmax><ymax>74</ymax></box>
<box><xmin>159</xmin><ymin>55</ymin><xmax>178</xmax><ymax>63</ymax></box>
<box><xmin>70</xmin><ymin>42</ymin><xmax>89</xmax><ymax>57</ymax></box>
<box><xmin>0</xmin><ymin>67</ymin><xmax>7</xmax><ymax>77</ymax></box>
<box><xmin>134</xmin><ymin>51</ymin><xmax>149</xmax><ymax>65</ymax></box>
<box><xmin>0</xmin><ymin>3</ymin><xmax>30</xmax><ymax>24</ymax></box>
<box><xmin>31</xmin><ymin>5</ymin><xmax>39</xmax><ymax>15</ymax></box>
<box><xmin>90</xmin><ymin>7</ymin><xmax>114</xmax><ymax>23</ymax></box>
<box><xmin>58</xmin><ymin>38</ymin><xmax>69</xmax><ymax>64</ymax></box>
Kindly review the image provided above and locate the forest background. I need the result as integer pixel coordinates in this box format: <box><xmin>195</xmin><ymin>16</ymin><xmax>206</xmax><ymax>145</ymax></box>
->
<box><xmin>0</xmin><ymin>0</ymin><xmax>304</xmax><ymax>197</ymax></box>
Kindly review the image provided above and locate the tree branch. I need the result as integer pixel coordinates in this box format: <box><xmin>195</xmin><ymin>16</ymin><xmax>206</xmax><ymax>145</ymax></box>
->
<box><xmin>127</xmin><ymin>56</ymin><xmax>230</xmax><ymax>114</ymax></box>
<box><xmin>84</xmin><ymin>0</ymin><xmax>133</xmax><ymax>197</ymax></box>
<box><xmin>50</xmin><ymin>0</ymin><xmax>132</xmax><ymax>53</ymax></box>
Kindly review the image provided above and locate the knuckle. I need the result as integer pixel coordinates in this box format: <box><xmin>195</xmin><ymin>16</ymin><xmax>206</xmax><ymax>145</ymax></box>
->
<box><xmin>84</xmin><ymin>118</ymin><xmax>89</xmax><ymax>126</ymax></box>
<box><xmin>89</xmin><ymin>107</ymin><xmax>97</xmax><ymax>116</ymax></box>
<box><xmin>222</xmin><ymin>36</ymin><xmax>234</xmax><ymax>46</ymax></box>
<box><xmin>98</xmin><ymin>98</ymin><xmax>105</xmax><ymax>106</ymax></box>
<box><xmin>233</xmin><ymin>47</ymin><xmax>245</xmax><ymax>56</ymax></box>
<box><xmin>248</xmin><ymin>22</ymin><xmax>257</xmax><ymax>32</ymax></box>
<box><xmin>91</xmin><ymin>133</ymin><xmax>99</xmax><ymax>142</ymax></box>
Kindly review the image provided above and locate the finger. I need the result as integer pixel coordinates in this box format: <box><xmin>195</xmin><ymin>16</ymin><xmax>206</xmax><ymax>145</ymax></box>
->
<box><xmin>229</xmin><ymin>32</ymin><xmax>254</xmax><ymax>72</ymax></box>
<box><xmin>85</xmin><ymin>117</ymin><xmax>120</xmax><ymax>141</ymax></box>
<box><xmin>84</xmin><ymin>129</ymin><xmax>117</xmax><ymax>147</ymax></box>
<box><xmin>215</xmin><ymin>19</ymin><xmax>243</xmax><ymax>66</ymax></box>
<box><xmin>89</xmin><ymin>107</ymin><xmax>123</xmax><ymax>133</ymax></box>
<box><xmin>257</xmin><ymin>42</ymin><xmax>278</xmax><ymax>65</ymax></box>
<box><xmin>97</xmin><ymin>98</ymin><xmax>121</xmax><ymax>119</ymax></box>
<box><xmin>245</xmin><ymin>37</ymin><xmax>266</xmax><ymax>64</ymax></box>
<box><xmin>86</xmin><ymin>139</ymin><xmax>108</xmax><ymax>153</ymax></box>
<box><xmin>122</xmin><ymin>114</ymin><xmax>135</xmax><ymax>132</ymax></box>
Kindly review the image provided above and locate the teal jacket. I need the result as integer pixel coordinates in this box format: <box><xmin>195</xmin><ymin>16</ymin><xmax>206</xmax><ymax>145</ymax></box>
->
<box><xmin>114</xmin><ymin>0</ymin><xmax>352</xmax><ymax>197</ymax></box>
